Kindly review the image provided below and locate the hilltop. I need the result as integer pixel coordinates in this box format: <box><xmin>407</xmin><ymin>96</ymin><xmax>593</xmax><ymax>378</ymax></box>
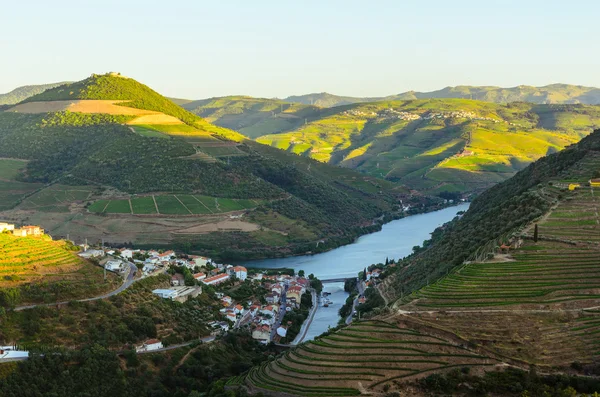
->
<box><xmin>185</xmin><ymin>97</ymin><xmax>600</xmax><ymax>195</ymax></box>
<box><xmin>0</xmin><ymin>73</ymin><xmax>413</xmax><ymax>260</ymax></box>
<box><xmin>284</xmin><ymin>83</ymin><xmax>600</xmax><ymax>107</ymax></box>
<box><xmin>0</xmin><ymin>82</ymin><xmax>69</xmax><ymax>106</ymax></box>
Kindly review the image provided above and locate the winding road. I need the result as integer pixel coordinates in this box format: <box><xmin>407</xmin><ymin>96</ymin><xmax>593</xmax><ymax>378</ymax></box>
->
<box><xmin>14</xmin><ymin>261</ymin><xmax>138</xmax><ymax>312</ymax></box>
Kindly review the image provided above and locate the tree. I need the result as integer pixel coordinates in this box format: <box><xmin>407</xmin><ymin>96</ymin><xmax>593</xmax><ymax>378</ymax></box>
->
<box><xmin>308</xmin><ymin>273</ymin><xmax>314</xmax><ymax>280</ymax></box>
<box><xmin>533</xmin><ymin>223</ymin><xmax>539</xmax><ymax>242</ymax></box>
<box><xmin>385</xmin><ymin>257</ymin><xmax>389</xmax><ymax>266</ymax></box>
<box><xmin>298</xmin><ymin>270</ymin><xmax>305</xmax><ymax>277</ymax></box>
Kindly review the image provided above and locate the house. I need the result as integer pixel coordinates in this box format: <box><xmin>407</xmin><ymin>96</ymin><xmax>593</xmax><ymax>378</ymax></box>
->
<box><xmin>568</xmin><ymin>183</ymin><xmax>581</xmax><ymax>191</ymax></box>
<box><xmin>21</xmin><ymin>225</ymin><xmax>43</xmax><ymax>236</ymax></box>
<box><xmin>152</xmin><ymin>289</ymin><xmax>178</xmax><ymax>299</ymax></box>
<box><xmin>158</xmin><ymin>250</ymin><xmax>175</xmax><ymax>260</ymax></box>
<box><xmin>234</xmin><ymin>304</ymin><xmax>244</xmax><ymax>314</ymax></box>
<box><xmin>226</xmin><ymin>312</ymin><xmax>237</xmax><ymax>322</ymax></box>
<box><xmin>105</xmin><ymin>260</ymin><xmax>124</xmax><ymax>272</ymax></box>
<box><xmin>78</xmin><ymin>249</ymin><xmax>105</xmax><ymax>259</ymax></box>
<box><xmin>171</xmin><ymin>273</ymin><xmax>185</xmax><ymax>286</ymax></box>
<box><xmin>135</xmin><ymin>339</ymin><xmax>163</xmax><ymax>352</ymax></box>
<box><xmin>11</xmin><ymin>229</ymin><xmax>27</xmax><ymax>237</ymax></box>
<box><xmin>590</xmin><ymin>179</ymin><xmax>600</xmax><ymax>187</ymax></box>
<box><xmin>221</xmin><ymin>296</ymin><xmax>233</xmax><ymax>305</ymax></box>
<box><xmin>193</xmin><ymin>272</ymin><xmax>206</xmax><ymax>281</ymax></box>
<box><xmin>202</xmin><ymin>273</ymin><xmax>230</xmax><ymax>285</ymax></box>
<box><xmin>286</xmin><ymin>285</ymin><xmax>303</xmax><ymax>302</ymax></box>
<box><xmin>265</xmin><ymin>293</ymin><xmax>280</xmax><ymax>304</ymax></box>
<box><xmin>252</xmin><ymin>325</ymin><xmax>271</xmax><ymax>343</ymax></box>
<box><xmin>0</xmin><ymin>222</ymin><xmax>15</xmax><ymax>233</ymax></box>
<box><xmin>371</xmin><ymin>270</ymin><xmax>381</xmax><ymax>278</ymax></box>
<box><xmin>120</xmin><ymin>249</ymin><xmax>134</xmax><ymax>259</ymax></box>
<box><xmin>233</xmin><ymin>266</ymin><xmax>247</xmax><ymax>281</ymax></box>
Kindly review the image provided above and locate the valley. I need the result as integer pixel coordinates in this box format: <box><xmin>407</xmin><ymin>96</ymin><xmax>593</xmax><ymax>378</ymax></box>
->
<box><xmin>184</xmin><ymin>96</ymin><xmax>600</xmax><ymax>195</ymax></box>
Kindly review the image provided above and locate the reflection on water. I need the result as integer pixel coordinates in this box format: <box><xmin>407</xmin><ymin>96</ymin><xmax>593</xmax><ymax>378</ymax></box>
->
<box><xmin>244</xmin><ymin>204</ymin><xmax>469</xmax><ymax>280</ymax></box>
<box><xmin>302</xmin><ymin>282</ymin><xmax>348</xmax><ymax>341</ymax></box>
<box><xmin>243</xmin><ymin>204</ymin><xmax>470</xmax><ymax>342</ymax></box>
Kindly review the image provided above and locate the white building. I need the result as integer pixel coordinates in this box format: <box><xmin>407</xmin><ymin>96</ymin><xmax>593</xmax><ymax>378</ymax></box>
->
<box><xmin>105</xmin><ymin>260</ymin><xmax>124</xmax><ymax>272</ymax></box>
<box><xmin>152</xmin><ymin>289</ymin><xmax>178</xmax><ymax>299</ymax></box>
<box><xmin>0</xmin><ymin>346</ymin><xmax>29</xmax><ymax>360</ymax></box>
<box><xmin>233</xmin><ymin>266</ymin><xmax>247</xmax><ymax>281</ymax></box>
<box><xmin>135</xmin><ymin>339</ymin><xmax>163</xmax><ymax>352</ymax></box>
<box><xmin>0</xmin><ymin>222</ymin><xmax>15</xmax><ymax>233</ymax></box>
<box><xmin>78</xmin><ymin>249</ymin><xmax>105</xmax><ymax>259</ymax></box>
<box><xmin>120</xmin><ymin>249</ymin><xmax>134</xmax><ymax>259</ymax></box>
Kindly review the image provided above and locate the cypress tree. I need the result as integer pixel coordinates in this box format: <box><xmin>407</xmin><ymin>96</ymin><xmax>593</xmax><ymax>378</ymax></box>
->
<box><xmin>534</xmin><ymin>224</ymin><xmax>539</xmax><ymax>243</ymax></box>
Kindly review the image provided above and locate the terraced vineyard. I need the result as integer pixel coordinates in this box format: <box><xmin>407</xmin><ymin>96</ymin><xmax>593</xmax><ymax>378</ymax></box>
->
<box><xmin>87</xmin><ymin>194</ymin><xmax>260</xmax><ymax>215</ymax></box>
<box><xmin>18</xmin><ymin>184</ymin><xmax>95</xmax><ymax>212</ymax></box>
<box><xmin>539</xmin><ymin>187</ymin><xmax>600</xmax><ymax>242</ymax></box>
<box><xmin>406</xmin><ymin>241</ymin><xmax>600</xmax><ymax>309</ymax></box>
<box><xmin>245</xmin><ymin>320</ymin><xmax>496</xmax><ymax>395</ymax></box>
<box><xmin>403</xmin><ymin>185</ymin><xmax>600</xmax><ymax>309</ymax></box>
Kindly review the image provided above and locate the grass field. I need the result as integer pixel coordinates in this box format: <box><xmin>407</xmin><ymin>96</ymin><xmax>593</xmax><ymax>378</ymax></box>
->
<box><xmin>87</xmin><ymin>195</ymin><xmax>260</xmax><ymax>215</ymax></box>
<box><xmin>245</xmin><ymin>320</ymin><xmax>495</xmax><ymax>395</ymax></box>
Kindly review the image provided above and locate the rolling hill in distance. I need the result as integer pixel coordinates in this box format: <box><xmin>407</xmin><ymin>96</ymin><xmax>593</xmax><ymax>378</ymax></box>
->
<box><xmin>0</xmin><ymin>82</ymin><xmax>70</xmax><ymax>106</ymax></box>
<box><xmin>0</xmin><ymin>73</ymin><xmax>418</xmax><ymax>262</ymax></box>
<box><xmin>183</xmin><ymin>95</ymin><xmax>600</xmax><ymax>195</ymax></box>
<box><xmin>283</xmin><ymin>83</ymin><xmax>600</xmax><ymax>107</ymax></box>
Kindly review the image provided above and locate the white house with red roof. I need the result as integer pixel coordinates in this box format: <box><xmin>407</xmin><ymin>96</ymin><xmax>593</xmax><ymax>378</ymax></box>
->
<box><xmin>233</xmin><ymin>266</ymin><xmax>247</xmax><ymax>281</ymax></box>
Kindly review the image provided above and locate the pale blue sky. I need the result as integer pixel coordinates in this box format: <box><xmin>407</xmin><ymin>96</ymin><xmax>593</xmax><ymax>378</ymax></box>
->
<box><xmin>1</xmin><ymin>0</ymin><xmax>597</xmax><ymax>99</ymax></box>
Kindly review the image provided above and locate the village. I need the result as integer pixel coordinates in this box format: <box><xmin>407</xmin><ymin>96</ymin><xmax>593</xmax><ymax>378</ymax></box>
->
<box><xmin>77</xmin><ymin>244</ymin><xmax>319</xmax><ymax>350</ymax></box>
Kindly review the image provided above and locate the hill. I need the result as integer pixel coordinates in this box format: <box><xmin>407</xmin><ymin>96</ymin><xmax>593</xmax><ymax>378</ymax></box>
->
<box><xmin>0</xmin><ymin>82</ymin><xmax>70</xmax><ymax>106</ymax></box>
<box><xmin>0</xmin><ymin>232</ymin><xmax>119</xmax><ymax>306</ymax></box>
<box><xmin>284</xmin><ymin>84</ymin><xmax>600</xmax><ymax>107</ymax></box>
<box><xmin>0</xmin><ymin>73</ymin><xmax>414</xmax><ymax>261</ymax></box>
<box><xmin>185</xmin><ymin>97</ymin><xmax>600</xmax><ymax>195</ymax></box>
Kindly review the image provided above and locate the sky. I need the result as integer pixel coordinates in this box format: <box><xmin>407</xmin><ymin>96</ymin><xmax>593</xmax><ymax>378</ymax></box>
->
<box><xmin>1</xmin><ymin>0</ymin><xmax>598</xmax><ymax>99</ymax></box>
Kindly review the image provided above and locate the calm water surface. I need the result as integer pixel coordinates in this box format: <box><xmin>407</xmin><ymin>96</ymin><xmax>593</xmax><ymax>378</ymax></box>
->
<box><xmin>243</xmin><ymin>203</ymin><xmax>470</xmax><ymax>341</ymax></box>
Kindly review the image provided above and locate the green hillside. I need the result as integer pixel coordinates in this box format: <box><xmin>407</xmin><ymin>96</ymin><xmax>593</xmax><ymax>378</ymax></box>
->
<box><xmin>186</xmin><ymin>97</ymin><xmax>600</xmax><ymax>194</ymax></box>
<box><xmin>182</xmin><ymin>96</ymin><xmax>321</xmax><ymax>139</ymax></box>
<box><xmin>383</xmin><ymin>127</ymin><xmax>600</xmax><ymax>300</ymax></box>
<box><xmin>284</xmin><ymin>83</ymin><xmax>600</xmax><ymax>107</ymax></box>
<box><xmin>0</xmin><ymin>82</ymin><xmax>69</xmax><ymax>105</ymax></box>
<box><xmin>0</xmin><ymin>73</ymin><xmax>411</xmax><ymax>260</ymax></box>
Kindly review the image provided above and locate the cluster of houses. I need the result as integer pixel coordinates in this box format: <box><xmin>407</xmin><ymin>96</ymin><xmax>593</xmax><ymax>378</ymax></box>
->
<box><xmin>0</xmin><ymin>222</ymin><xmax>44</xmax><ymax>238</ymax></box>
<box><xmin>340</xmin><ymin>108</ymin><xmax>502</xmax><ymax>124</ymax></box>
<box><xmin>247</xmin><ymin>273</ymin><xmax>311</xmax><ymax>344</ymax></box>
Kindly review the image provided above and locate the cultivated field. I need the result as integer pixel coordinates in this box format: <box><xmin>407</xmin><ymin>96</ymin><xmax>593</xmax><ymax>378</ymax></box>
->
<box><xmin>6</xmin><ymin>100</ymin><xmax>183</xmax><ymax>124</ymax></box>
<box><xmin>244</xmin><ymin>320</ymin><xmax>497</xmax><ymax>396</ymax></box>
<box><xmin>0</xmin><ymin>233</ymin><xmax>119</xmax><ymax>303</ymax></box>
<box><xmin>87</xmin><ymin>194</ymin><xmax>260</xmax><ymax>215</ymax></box>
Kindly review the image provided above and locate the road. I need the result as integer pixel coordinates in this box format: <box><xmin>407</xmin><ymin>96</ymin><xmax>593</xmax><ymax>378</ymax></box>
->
<box><xmin>270</xmin><ymin>285</ymin><xmax>288</xmax><ymax>341</ymax></box>
<box><xmin>135</xmin><ymin>335</ymin><xmax>216</xmax><ymax>354</ymax></box>
<box><xmin>290</xmin><ymin>289</ymin><xmax>318</xmax><ymax>345</ymax></box>
<box><xmin>345</xmin><ymin>278</ymin><xmax>364</xmax><ymax>325</ymax></box>
<box><xmin>14</xmin><ymin>261</ymin><xmax>138</xmax><ymax>312</ymax></box>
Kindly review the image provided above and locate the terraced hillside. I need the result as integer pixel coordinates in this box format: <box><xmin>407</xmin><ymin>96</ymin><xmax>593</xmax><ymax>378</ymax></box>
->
<box><xmin>0</xmin><ymin>73</ymin><xmax>410</xmax><ymax>260</ymax></box>
<box><xmin>186</xmin><ymin>97</ymin><xmax>600</xmax><ymax>194</ymax></box>
<box><xmin>0</xmin><ymin>233</ymin><xmax>118</xmax><ymax>305</ymax></box>
<box><xmin>244</xmin><ymin>320</ymin><xmax>498</xmax><ymax>396</ymax></box>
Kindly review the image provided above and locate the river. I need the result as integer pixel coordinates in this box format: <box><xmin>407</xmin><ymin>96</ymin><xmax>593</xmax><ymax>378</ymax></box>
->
<box><xmin>244</xmin><ymin>203</ymin><xmax>469</xmax><ymax>341</ymax></box>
